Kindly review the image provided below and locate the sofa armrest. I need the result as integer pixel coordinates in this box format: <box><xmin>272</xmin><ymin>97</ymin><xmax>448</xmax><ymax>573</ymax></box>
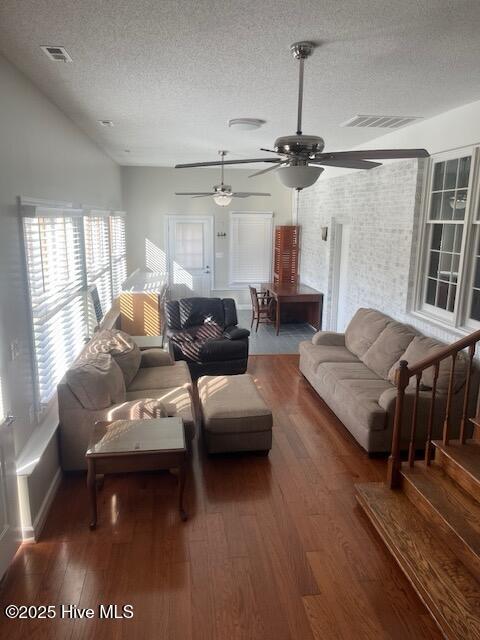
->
<box><xmin>378</xmin><ymin>386</ymin><xmax>441</xmax><ymax>414</ymax></box>
<box><xmin>106</xmin><ymin>398</ymin><xmax>169</xmax><ymax>420</ymax></box>
<box><xmin>223</xmin><ymin>326</ymin><xmax>250</xmax><ymax>340</ymax></box>
<box><xmin>140</xmin><ymin>348</ymin><xmax>173</xmax><ymax>368</ymax></box>
<box><xmin>311</xmin><ymin>331</ymin><xmax>345</xmax><ymax>347</ymax></box>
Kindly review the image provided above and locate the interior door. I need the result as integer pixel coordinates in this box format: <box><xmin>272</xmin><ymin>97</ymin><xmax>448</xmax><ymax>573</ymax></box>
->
<box><xmin>0</xmin><ymin>410</ymin><xmax>21</xmax><ymax>580</ymax></box>
<box><xmin>167</xmin><ymin>216</ymin><xmax>213</xmax><ymax>299</ymax></box>
<box><xmin>331</xmin><ymin>223</ymin><xmax>351</xmax><ymax>332</ymax></box>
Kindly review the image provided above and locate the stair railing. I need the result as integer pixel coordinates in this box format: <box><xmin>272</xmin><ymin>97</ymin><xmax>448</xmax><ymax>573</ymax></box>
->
<box><xmin>387</xmin><ymin>329</ymin><xmax>480</xmax><ymax>489</ymax></box>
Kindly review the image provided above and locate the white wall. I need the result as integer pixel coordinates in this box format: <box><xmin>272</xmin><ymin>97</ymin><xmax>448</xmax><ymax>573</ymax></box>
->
<box><xmin>298</xmin><ymin>98</ymin><xmax>480</xmax><ymax>343</ymax></box>
<box><xmin>0</xmin><ymin>54</ymin><xmax>122</xmax><ymax>527</ymax></box>
<box><xmin>121</xmin><ymin>166</ymin><xmax>292</xmax><ymax>305</ymax></box>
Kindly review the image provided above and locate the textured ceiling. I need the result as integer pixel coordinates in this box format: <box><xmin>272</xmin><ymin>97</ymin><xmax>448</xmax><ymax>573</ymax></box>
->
<box><xmin>1</xmin><ymin>0</ymin><xmax>480</xmax><ymax>166</ymax></box>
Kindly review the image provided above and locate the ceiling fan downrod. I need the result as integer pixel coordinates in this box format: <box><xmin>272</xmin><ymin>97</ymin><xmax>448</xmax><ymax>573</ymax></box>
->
<box><xmin>290</xmin><ymin>41</ymin><xmax>315</xmax><ymax>136</ymax></box>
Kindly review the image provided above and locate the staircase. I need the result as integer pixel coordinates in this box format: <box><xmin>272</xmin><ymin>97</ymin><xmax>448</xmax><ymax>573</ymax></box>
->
<box><xmin>356</xmin><ymin>330</ymin><xmax>480</xmax><ymax>640</ymax></box>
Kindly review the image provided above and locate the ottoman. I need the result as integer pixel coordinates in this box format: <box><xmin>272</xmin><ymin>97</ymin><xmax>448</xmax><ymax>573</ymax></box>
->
<box><xmin>198</xmin><ymin>374</ymin><xmax>273</xmax><ymax>454</ymax></box>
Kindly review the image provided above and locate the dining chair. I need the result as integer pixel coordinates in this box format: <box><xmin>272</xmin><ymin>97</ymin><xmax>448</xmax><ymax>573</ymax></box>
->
<box><xmin>249</xmin><ymin>286</ymin><xmax>275</xmax><ymax>332</ymax></box>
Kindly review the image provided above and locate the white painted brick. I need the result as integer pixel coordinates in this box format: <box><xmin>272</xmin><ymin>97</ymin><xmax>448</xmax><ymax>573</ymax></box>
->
<box><xmin>298</xmin><ymin>159</ymin><xmax>463</xmax><ymax>343</ymax></box>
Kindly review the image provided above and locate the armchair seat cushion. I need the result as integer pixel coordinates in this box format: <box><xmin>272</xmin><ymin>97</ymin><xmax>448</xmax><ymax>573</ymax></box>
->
<box><xmin>128</xmin><ymin>361</ymin><xmax>191</xmax><ymax>391</ymax></box>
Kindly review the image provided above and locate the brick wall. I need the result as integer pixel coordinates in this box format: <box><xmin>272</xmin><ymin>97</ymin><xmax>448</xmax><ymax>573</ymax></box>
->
<box><xmin>298</xmin><ymin>158</ymin><xmax>463</xmax><ymax>344</ymax></box>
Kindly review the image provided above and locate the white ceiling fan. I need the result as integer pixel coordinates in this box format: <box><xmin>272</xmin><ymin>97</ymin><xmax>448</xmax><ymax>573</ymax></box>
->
<box><xmin>175</xmin><ymin>42</ymin><xmax>429</xmax><ymax>190</ymax></box>
<box><xmin>175</xmin><ymin>150</ymin><xmax>271</xmax><ymax>206</ymax></box>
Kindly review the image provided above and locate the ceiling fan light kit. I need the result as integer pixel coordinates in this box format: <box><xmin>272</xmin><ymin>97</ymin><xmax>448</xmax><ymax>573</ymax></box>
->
<box><xmin>175</xmin><ymin>42</ymin><xmax>429</xmax><ymax>191</ymax></box>
<box><xmin>277</xmin><ymin>165</ymin><xmax>324</xmax><ymax>189</ymax></box>
<box><xmin>174</xmin><ymin>150</ymin><xmax>271</xmax><ymax>206</ymax></box>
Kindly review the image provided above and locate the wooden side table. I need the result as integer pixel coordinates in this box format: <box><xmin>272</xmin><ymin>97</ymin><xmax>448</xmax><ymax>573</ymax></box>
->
<box><xmin>85</xmin><ymin>417</ymin><xmax>188</xmax><ymax>529</ymax></box>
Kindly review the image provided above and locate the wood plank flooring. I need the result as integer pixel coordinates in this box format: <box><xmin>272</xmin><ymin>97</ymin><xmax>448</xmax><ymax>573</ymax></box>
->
<box><xmin>0</xmin><ymin>355</ymin><xmax>441</xmax><ymax>639</ymax></box>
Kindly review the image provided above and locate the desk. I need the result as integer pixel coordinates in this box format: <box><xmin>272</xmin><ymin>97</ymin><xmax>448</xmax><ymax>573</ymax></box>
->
<box><xmin>262</xmin><ymin>283</ymin><xmax>323</xmax><ymax>335</ymax></box>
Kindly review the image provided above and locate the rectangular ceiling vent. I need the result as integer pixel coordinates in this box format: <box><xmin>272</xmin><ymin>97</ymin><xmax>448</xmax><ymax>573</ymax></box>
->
<box><xmin>41</xmin><ymin>46</ymin><xmax>72</xmax><ymax>63</ymax></box>
<box><xmin>341</xmin><ymin>114</ymin><xmax>422</xmax><ymax>129</ymax></box>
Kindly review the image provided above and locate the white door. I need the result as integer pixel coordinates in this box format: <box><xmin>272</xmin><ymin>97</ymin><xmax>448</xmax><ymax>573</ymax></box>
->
<box><xmin>0</xmin><ymin>407</ymin><xmax>21</xmax><ymax>579</ymax></box>
<box><xmin>167</xmin><ymin>216</ymin><xmax>213</xmax><ymax>299</ymax></box>
<box><xmin>331</xmin><ymin>223</ymin><xmax>351</xmax><ymax>332</ymax></box>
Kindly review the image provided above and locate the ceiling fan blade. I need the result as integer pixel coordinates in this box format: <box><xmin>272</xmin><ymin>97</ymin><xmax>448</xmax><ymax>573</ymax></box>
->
<box><xmin>232</xmin><ymin>192</ymin><xmax>272</xmax><ymax>198</ymax></box>
<box><xmin>260</xmin><ymin>148</ymin><xmax>280</xmax><ymax>154</ymax></box>
<box><xmin>316</xmin><ymin>148</ymin><xmax>429</xmax><ymax>161</ymax></box>
<box><xmin>309</xmin><ymin>159</ymin><xmax>381</xmax><ymax>170</ymax></box>
<box><xmin>175</xmin><ymin>158</ymin><xmax>279</xmax><ymax>169</ymax></box>
<box><xmin>175</xmin><ymin>192</ymin><xmax>215</xmax><ymax>196</ymax></box>
<box><xmin>249</xmin><ymin>162</ymin><xmax>284</xmax><ymax>178</ymax></box>
<box><xmin>192</xmin><ymin>194</ymin><xmax>216</xmax><ymax>199</ymax></box>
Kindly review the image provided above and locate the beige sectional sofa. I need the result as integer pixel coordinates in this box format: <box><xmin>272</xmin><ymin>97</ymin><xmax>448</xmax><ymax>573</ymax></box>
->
<box><xmin>58</xmin><ymin>329</ymin><xmax>196</xmax><ymax>471</ymax></box>
<box><xmin>299</xmin><ymin>308</ymin><xmax>478</xmax><ymax>453</ymax></box>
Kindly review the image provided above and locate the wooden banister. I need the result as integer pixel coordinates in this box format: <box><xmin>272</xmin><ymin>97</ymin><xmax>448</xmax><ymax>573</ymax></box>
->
<box><xmin>387</xmin><ymin>329</ymin><xmax>480</xmax><ymax>489</ymax></box>
<box><xmin>408</xmin><ymin>329</ymin><xmax>480</xmax><ymax>376</ymax></box>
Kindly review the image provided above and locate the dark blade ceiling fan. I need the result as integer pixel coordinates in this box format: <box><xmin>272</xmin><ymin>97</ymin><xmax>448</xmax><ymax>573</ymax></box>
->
<box><xmin>175</xmin><ymin>150</ymin><xmax>271</xmax><ymax>206</ymax></box>
<box><xmin>175</xmin><ymin>42</ymin><xmax>429</xmax><ymax>190</ymax></box>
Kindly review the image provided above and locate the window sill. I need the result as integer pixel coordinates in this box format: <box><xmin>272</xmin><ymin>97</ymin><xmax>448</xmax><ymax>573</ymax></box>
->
<box><xmin>408</xmin><ymin>309</ymin><xmax>471</xmax><ymax>338</ymax></box>
<box><xmin>16</xmin><ymin>400</ymin><xmax>59</xmax><ymax>477</ymax></box>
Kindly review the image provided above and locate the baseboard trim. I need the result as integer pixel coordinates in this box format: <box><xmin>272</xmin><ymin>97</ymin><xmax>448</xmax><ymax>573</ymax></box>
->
<box><xmin>22</xmin><ymin>467</ymin><xmax>62</xmax><ymax>543</ymax></box>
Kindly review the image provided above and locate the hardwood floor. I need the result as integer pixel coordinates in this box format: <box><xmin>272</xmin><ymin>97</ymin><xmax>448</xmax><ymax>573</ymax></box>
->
<box><xmin>0</xmin><ymin>355</ymin><xmax>441</xmax><ymax>639</ymax></box>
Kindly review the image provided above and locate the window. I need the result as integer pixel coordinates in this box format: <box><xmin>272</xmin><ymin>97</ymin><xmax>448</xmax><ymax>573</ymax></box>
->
<box><xmin>417</xmin><ymin>147</ymin><xmax>480</xmax><ymax>330</ymax></box>
<box><xmin>110</xmin><ymin>215</ymin><xmax>127</xmax><ymax>297</ymax></box>
<box><xmin>84</xmin><ymin>216</ymin><xmax>112</xmax><ymax>313</ymax></box>
<box><xmin>229</xmin><ymin>213</ymin><xmax>273</xmax><ymax>285</ymax></box>
<box><xmin>23</xmin><ymin>214</ymin><xmax>87</xmax><ymax>408</ymax></box>
<box><xmin>22</xmin><ymin>203</ymin><xmax>127</xmax><ymax>415</ymax></box>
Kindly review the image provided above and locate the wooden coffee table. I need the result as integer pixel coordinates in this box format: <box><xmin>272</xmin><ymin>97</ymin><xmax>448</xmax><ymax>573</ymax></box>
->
<box><xmin>85</xmin><ymin>417</ymin><xmax>188</xmax><ymax>529</ymax></box>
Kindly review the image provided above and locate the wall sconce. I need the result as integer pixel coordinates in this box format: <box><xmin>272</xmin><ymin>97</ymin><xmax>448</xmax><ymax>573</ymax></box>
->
<box><xmin>216</xmin><ymin>232</ymin><xmax>227</xmax><ymax>238</ymax></box>
<box><xmin>321</xmin><ymin>227</ymin><xmax>328</xmax><ymax>241</ymax></box>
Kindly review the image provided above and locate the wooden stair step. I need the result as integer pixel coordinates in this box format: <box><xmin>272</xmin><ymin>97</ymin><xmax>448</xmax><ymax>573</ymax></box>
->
<box><xmin>433</xmin><ymin>440</ymin><xmax>480</xmax><ymax>501</ymax></box>
<box><xmin>401</xmin><ymin>461</ymin><xmax>480</xmax><ymax>583</ymax></box>
<box><xmin>356</xmin><ymin>482</ymin><xmax>480</xmax><ymax>640</ymax></box>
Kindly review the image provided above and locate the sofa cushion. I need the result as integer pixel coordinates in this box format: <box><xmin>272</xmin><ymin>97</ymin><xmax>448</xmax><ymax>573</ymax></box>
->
<box><xmin>344</xmin><ymin>308</ymin><xmax>391</xmax><ymax>358</ymax></box>
<box><xmin>128</xmin><ymin>360</ymin><xmax>191</xmax><ymax>392</ymax></box>
<box><xmin>107</xmin><ymin>398</ymin><xmax>168</xmax><ymax>420</ymax></box>
<box><xmin>140</xmin><ymin>348</ymin><xmax>173</xmax><ymax>368</ymax></box>
<box><xmin>317</xmin><ymin>362</ymin><xmax>391</xmax><ymax>431</ymax></box>
<box><xmin>66</xmin><ymin>353</ymin><xmax>126</xmax><ymax>410</ymax></box>
<box><xmin>299</xmin><ymin>341</ymin><xmax>359</xmax><ymax>372</ymax></box>
<box><xmin>87</xmin><ymin>329</ymin><xmax>141</xmax><ymax>386</ymax></box>
<box><xmin>388</xmin><ymin>335</ymin><xmax>468</xmax><ymax>393</ymax></box>
<box><xmin>361</xmin><ymin>321</ymin><xmax>417</xmax><ymax>380</ymax></box>
<box><xmin>126</xmin><ymin>386</ymin><xmax>195</xmax><ymax>441</ymax></box>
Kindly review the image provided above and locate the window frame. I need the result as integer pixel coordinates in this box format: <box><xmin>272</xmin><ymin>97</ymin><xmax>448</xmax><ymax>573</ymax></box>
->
<box><xmin>414</xmin><ymin>145</ymin><xmax>480</xmax><ymax>332</ymax></box>
<box><xmin>228</xmin><ymin>211</ymin><xmax>274</xmax><ymax>287</ymax></box>
<box><xmin>20</xmin><ymin>199</ymin><xmax>127</xmax><ymax>419</ymax></box>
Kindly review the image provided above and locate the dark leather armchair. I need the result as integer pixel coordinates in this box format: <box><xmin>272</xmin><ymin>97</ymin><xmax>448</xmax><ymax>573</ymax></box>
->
<box><xmin>164</xmin><ymin>297</ymin><xmax>250</xmax><ymax>378</ymax></box>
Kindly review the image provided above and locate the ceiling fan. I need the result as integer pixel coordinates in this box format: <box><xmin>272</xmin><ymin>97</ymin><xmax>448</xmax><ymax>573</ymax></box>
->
<box><xmin>175</xmin><ymin>42</ymin><xmax>429</xmax><ymax>190</ymax></box>
<box><xmin>175</xmin><ymin>150</ymin><xmax>271</xmax><ymax>206</ymax></box>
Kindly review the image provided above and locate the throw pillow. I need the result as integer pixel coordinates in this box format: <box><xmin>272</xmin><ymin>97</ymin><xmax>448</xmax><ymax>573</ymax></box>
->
<box><xmin>66</xmin><ymin>353</ymin><xmax>126</xmax><ymax>410</ymax></box>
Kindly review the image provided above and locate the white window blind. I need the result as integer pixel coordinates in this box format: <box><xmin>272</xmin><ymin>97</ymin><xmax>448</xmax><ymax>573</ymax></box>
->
<box><xmin>23</xmin><ymin>215</ymin><xmax>87</xmax><ymax>408</ymax></box>
<box><xmin>229</xmin><ymin>213</ymin><xmax>273</xmax><ymax>285</ymax></box>
<box><xmin>110</xmin><ymin>215</ymin><xmax>127</xmax><ymax>297</ymax></box>
<box><xmin>84</xmin><ymin>216</ymin><xmax>112</xmax><ymax>314</ymax></box>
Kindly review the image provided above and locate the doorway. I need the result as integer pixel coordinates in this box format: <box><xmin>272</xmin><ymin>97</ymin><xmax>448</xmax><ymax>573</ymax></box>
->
<box><xmin>166</xmin><ymin>216</ymin><xmax>213</xmax><ymax>299</ymax></box>
<box><xmin>330</xmin><ymin>223</ymin><xmax>351</xmax><ymax>332</ymax></box>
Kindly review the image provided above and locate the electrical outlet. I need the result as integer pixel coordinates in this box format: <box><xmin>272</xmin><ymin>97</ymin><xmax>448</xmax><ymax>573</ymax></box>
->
<box><xmin>9</xmin><ymin>340</ymin><xmax>20</xmax><ymax>361</ymax></box>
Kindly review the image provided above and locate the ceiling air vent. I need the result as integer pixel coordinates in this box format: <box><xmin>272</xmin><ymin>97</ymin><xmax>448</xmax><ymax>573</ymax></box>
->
<box><xmin>41</xmin><ymin>46</ymin><xmax>72</xmax><ymax>63</ymax></box>
<box><xmin>341</xmin><ymin>114</ymin><xmax>422</xmax><ymax>129</ymax></box>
